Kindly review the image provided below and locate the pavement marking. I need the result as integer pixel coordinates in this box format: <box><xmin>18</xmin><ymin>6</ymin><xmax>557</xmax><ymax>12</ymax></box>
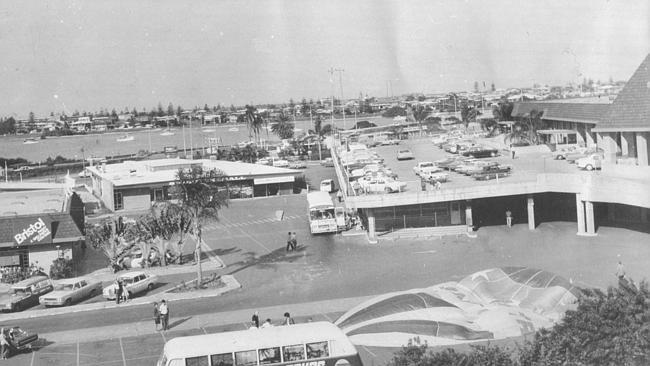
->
<box><xmin>30</xmin><ymin>350</ymin><xmax>35</xmax><ymax>366</ymax></box>
<box><xmin>160</xmin><ymin>331</ymin><xmax>166</xmax><ymax>343</ymax></box>
<box><xmin>119</xmin><ymin>337</ymin><xmax>127</xmax><ymax>366</ymax></box>
<box><xmin>320</xmin><ymin>312</ymin><xmax>332</xmax><ymax>321</ymax></box>
<box><xmin>77</xmin><ymin>341</ymin><xmax>80</xmax><ymax>366</ymax></box>
<box><xmin>201</xmin><ymin>326</ymin><xmax>208</xmax><ymax>334</ymax></box>
<box><xmin>235</xmin><ymin>226</ymin><xmax>273</xmax><ymax>253</ymax></box>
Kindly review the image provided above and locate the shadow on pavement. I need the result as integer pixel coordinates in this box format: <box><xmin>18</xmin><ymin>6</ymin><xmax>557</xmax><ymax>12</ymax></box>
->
<box><xmin>227</xmin><ymin>246</ymin><xmax>309</xmax><ymax>275</ymax></box>
<box><xmin>168</xmin><ymin>316</ymin><xmax>192</xmax><ymax>330</ymax></box>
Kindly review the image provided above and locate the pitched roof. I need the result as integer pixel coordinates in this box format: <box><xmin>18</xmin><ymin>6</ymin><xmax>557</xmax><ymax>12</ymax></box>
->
<box><xmin>595</xmin><ymin>54</ymin><xmax>650</xmax><ymax>131</ymax></box>
<box><xmin>511</xmin><ymin>101</ymin><xmax>609</xmax><ymax>124</ymax></box>
<box><xmin>0</xmin><ymin>213</ymin><xmax>84</xmax><ymax>246</ymax></box>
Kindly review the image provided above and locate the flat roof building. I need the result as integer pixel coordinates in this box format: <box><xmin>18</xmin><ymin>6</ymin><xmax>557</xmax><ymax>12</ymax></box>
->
<box><xmin>87</xmin><ymin>158</ymin><xmax>304</xmax><ymax>212</ymax></box>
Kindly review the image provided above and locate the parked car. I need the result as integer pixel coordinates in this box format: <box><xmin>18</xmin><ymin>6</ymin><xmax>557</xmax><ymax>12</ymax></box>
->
<box><xmin>576</xmin><ymin>153</ymin><xmax>603</xmax><ymax>171</ymax></box>
<box><xmin>288</xmin><ymin>160</ymin><xmax>307</xmax><ymax>169</ymax></box>
<box><xmin>39</xmin><ymin>278</ymin><xmax>102</xmax><ymax>306</ymax></box>
<box><xmin>272</xmin><ymin>159</ymin><xmax>289</xmax><ymax>168</ymax></box>
<box><xmin>551</xmin><ymin>145</ymin><xmax>580</xmax><ymax>160</ymax></box>
<box><xmin>380</xmin><ymin>139</ymin><xmax>401</xmax><ymax>146</ymax></box>
<box><xmin>462</xmin><ymin>147</ymin><xmax>499</xmax><ymax>158</ymax></box>
<box><xmin>431</xmin><ymin>134</ymin><xmax>448</xmax><ymax>145</ymax></box>
<box><xmin>0</xmin><ymin>276</ymin><xmax>53</xmax><ymax>312</ymax></box>
<box><xmin>472</xmin><ymin>165</ymin><xmax>512</xmax><ymax>180</ymax></box>
<box><xmin>256</xmin><ymin>158</ymin><xmax>271</xmax><ymax>165</ymax></box>
<box><xmin>102</xmin><ymin>271</ymin><xmax>159</xmax><ymax>300</ymax></box>
<box><xmin>413</xmin><ymin>162</ymin><xmax>437</xmax><ymax>176</ymax></box>
<box><xmin>78</xmin><ymin>169</ymin><xmax>92</xmax><ymax>178</ymax></box>
<box><xmin>359</xmin><ymin>177</ymin><xmax>406</xmax><ymax>193</ymax></box>
<box><xmin>565</xmin><ymin>147</ymin><xmax>603</xmax><ymax>163</ymax></box>
<box><xmin>396</xmin><ymin>149</ymin><xmax>415</xmax><ymax>160</ymax></box>
<box><xmin>320</xmin><ymin>158</ymin><xmax>334</xmax><ymax>167</ymax></box>
<box><xmin>1</xmin><ymin>326</ymin><xmax>38</xmax><ymax>355</ymax></box>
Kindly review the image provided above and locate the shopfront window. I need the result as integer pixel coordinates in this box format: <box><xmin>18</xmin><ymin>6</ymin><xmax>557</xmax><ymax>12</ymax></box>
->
<box><xmin>114</xmin><ymin>191</ymin><xmax>123</xmax><ymax>210</ymax></box>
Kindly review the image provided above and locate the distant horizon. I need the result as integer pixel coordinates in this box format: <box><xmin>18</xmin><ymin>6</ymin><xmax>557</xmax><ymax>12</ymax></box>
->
<box><xmin>1</xmin><ymin>0</ymin><xmax>647</xmax><ymax>119</ymax></box>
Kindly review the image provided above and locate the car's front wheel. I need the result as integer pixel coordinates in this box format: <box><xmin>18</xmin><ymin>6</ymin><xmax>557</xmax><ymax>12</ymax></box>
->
<box><xmin>586</xmin><ymin>164</ymin><xmax>594</xmax><ymax>171</ymax></box>
<box><xmin>147</xmin><ymin>283</ymin><xmax>154</xmax><ymax>291</ymax></box>
<box><xmin>64</xmin><ymin>298</ymin><xmax>72</xmax><ymax>306</ymax></box>
<box><xmin>384</xmin><ymin>187</ymin><xmax>392</xmax><ymax>193</ymax></box>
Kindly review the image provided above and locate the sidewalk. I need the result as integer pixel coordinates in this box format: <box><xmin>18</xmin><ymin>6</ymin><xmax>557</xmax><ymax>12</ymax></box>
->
<box><xmin>38</xmin><ymin>294</ymin><xmax>375</xmax><ymax>345</ymax></box>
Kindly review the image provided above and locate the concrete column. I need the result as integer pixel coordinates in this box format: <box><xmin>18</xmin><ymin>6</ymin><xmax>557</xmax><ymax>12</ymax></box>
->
<box><xmin>601</xmin><ymin>133</ymin><xmax>618</xmax><ymax>163</ymax></box>
<box><xmin>636</xmin><ymin>132</ymin><xmax>648</xmax><ymax>166</ymax></box>
<box><xmin>576</xmin><ymin>195</ymin><xmax>586</xmax><ymax>235</ymax></box>
<box><xmin>527</xmin><ymin>195</ymin><xmax>535</xmax><ymax>230</ymax></box>
<box><xmin>621</xmin><ymin>132</ymin><xmax>630</xmax><ymax>156</ymax></box>
<box><xmin>367</xmin><ymin>208</ymin><xmax>377</xmax><ymax>244</ymax></box>
<box><xmin>585</xmin><ymin>201</ymin><xmax>596</xmax><ymax>235</ymax></box>
<box><xmin>465</xmin><ymin>200</ymin><xmax>473</xmax><ymax>231</ymax></box>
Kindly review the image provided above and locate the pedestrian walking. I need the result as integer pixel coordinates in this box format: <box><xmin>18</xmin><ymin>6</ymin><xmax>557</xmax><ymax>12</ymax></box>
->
<box><xmin>420</xmin><ymin>177</ymin><xmax>427</xmax><ymax>191</ymax></box>
<box><xmin>336</xmin><ymin>190</ymin><xmax>343</xmax><ymax>203</ymax></box>
<box><xmin>286</xmin><ymin>232</ymin><xmax>293</xmax><ymax>252</ymax></box>
<box><xmin>115</xmin><ymin>279</ymin><xmax>122</xmax><ymax>305</ymax></box>
<box><xmin>283</xmin><ymin>312</ymin><xmax>295</xmax><ymax>325</ymax></box>
<box><xmin>506</xmin><ymin>209</ymin><xmax>512</xmax><ymax>227</ymax></box>
<box><xmin>159</xmin><ymin>299</ymin><xmax>169</xmax><ymax>331</ymax></box>
<box><xmin>0</xmin><ymin>328</ymin><xmax>8</xmax><ymax>360</ymax></box>
<box><xmin>435</xmin><ymin>180</ymin><xmax>442</xmax><ymax>191</ymax></box>
<box><xmin>153</xmin><ymin>302</ymin><xmax>161</xmax><ymax>331</ymax></box>
<box><xmin>252</xmin><ymin>311</ymin><xmax>260</xmax><ymax>328</ymax></box>
<box><xmin>122</xmin><ymin>284</ymin><xmax>130</xmax><ymax>302</ymax></box>
<box><xmin>290</xmin><ymin>232</ymin><xmax>297</xmax><ymax>251</ymax></box>
<box><xmin>510</xmin><ymin>144</ymin><xmax>516</xmax><ymax>159</ymax></box>
<box><xmin>616</xmin><ymin>261</ymin><xmax>626</xmax><ymax>280</ymax></box>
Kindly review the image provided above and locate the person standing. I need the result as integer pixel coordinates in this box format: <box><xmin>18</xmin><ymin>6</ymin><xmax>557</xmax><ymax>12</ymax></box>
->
<box><xmin>115</xmin><ymin>279</ymin><xmax>122</xmax><ymax>305</ymax></box>
<box><xmin>336</xmin><ymin>189</ymin><xmax>343</xmax><ymax>203</ymax></box>
<box><xmin>153</xmin><ymin>302</ymin><xmax>161</xmax><ymax>331</ymax></box>
<box><xmin>159</xmin><ymin>300</ymin><xmax>169</xmax><ymax>331</ymax></box>
<box><xmin>286</xmin><ymin>232</ymin><xmax>293</xmax><ymax>252</ymax></box>
<box><xmin>506</xmin><ymin>209</ymin><xmax>512</xmax><ymax>227</ymax></box>
<box><xmin>0</xmin><ymin>328</ymin><xmax>8</xmax><ymax>360</ymax></box>
<box><xmin>616</xmin><ymin>261</ymin><xmax>626</xmax><ymax>281</ymax></box>
<box><xmin>510</xmin><ymin>144</ymin><xmax>516</xmax><ymax>159</ymax></box>
<box><xmin>290</xmin><ymin>232</ymin><xmax>297</xmax><ymax>251</ymax></box>
<box><xmin>252</xmin><ymin>311</ymin><xmax>260</xmax><ymax>328</ymax></box>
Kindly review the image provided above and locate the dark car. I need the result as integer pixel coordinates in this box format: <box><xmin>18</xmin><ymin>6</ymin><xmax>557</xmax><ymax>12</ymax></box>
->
<box><xmin>0</xmin><ymin>276</ymin><xmax>53</xmax><ymax>312</ymax></box>
<box><xmin>472</xmin><ymin>165</ymin><xmax>512</xmax><ymax>180</ymax></box>
<box><xmin>350</xmin><ymin>121</ymin><xmax>377</xmax><ymax>129</ymax></box>
<box><xmin>1</xmin><ymin>326</ymin><xmax>39</xmax><ymax>355</ymax></box>
<box><xmin>462</xmin><ymin>147</ymin><xmax>499</xmax><ymax>158</ymax></box>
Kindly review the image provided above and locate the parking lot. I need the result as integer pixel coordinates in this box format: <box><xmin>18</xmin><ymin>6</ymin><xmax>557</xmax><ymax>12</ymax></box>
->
<box><xmin>348</xmin><ymin>135</ymin><xmax>590</xmax><ymax>194</ymax></box>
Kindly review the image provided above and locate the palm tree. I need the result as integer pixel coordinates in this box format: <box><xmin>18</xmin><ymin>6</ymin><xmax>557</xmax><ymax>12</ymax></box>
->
<box><xmin>271</xmin><ymin>112</ymin><xmax>295</xmax><ymax>140</ymax></box>
<box><xmin>244</xmin><ymin>105</ymin><xmax>264</xmax><ymax>143</ymax></box>
<box><xmin>168</xmin><ymin>166</ymin><xmax>229</xmax><ymax>285</ymax></box>
<box><xmin>411</xmin><ymin>105</ymin><xmax>431</xmax><ymax>136</ymax></box>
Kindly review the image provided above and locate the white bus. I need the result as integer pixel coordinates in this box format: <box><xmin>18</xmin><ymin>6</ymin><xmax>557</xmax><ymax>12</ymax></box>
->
<box><xmin>157</xmin><ymin>321</ymin><xmax>363</xmax><ymax>366</ymax></box>
<box><xmin>307</xmin><ymin>191</ymin><xmax>338</xmax><ymax>234</ymax></box>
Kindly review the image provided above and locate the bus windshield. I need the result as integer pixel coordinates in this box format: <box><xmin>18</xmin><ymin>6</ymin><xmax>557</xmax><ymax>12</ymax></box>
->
<box><xmin>307</xmin><ymin>192</ymin><xmax>337</xmax><ymax>234</ymax></box>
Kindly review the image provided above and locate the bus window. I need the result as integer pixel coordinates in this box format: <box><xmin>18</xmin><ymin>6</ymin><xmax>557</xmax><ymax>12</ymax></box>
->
<box><xmin>211</xmin><ymin>353</ymin><xmax>234</xmax><ymax>366</ymax></box>
<box><xmin>282</xmin><ymin>344</ymin><xmax>305</xmax><ymax>362</ymax></box>
<box><xmin>235</xmin><ymin>350</ymin><xmax>258</xmax><ymax>366</ymax></box>
<box><xmin>258</xmin><ymin>347</ymin><xmax>281</xmax><ymax>364</ymax></box>
<box><xmin>306</xmin><ymin>342</ymin><xmax>329</xmax><ymax>359</ymax></box>
<box><xmin>185</xmin><ymin>356</ymin><xmax>209</xmax><ymax>366</ymax></box>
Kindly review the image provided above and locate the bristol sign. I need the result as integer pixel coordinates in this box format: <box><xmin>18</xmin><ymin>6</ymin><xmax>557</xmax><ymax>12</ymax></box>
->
<box><xmin>14</xmin><ymin>217</ymin><xmax>51</xmax><ymax>245</ymax></box>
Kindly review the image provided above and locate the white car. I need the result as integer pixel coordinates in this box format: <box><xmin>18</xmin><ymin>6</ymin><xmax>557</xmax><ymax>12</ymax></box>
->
<box><xmin>103</xmin><ymin>271</ymin><xmax>159</xmax><ymax>300</ymax></box>
<box><xmin>359</xmin><ymin>177</ymin><xmax>406</xmax><ymax>193</ymax></box>
<box><xmin>576</xmin><ymin>153</ymin><xmax>603</xmax><ymax>171</ymax></box>
<box><xmin>422</xmin><ymin>171</ymin><xmax>449</xmax><ymax>183</ymax></box>
<box><xmin>431</xmin><ymin>134</ymin><xmax>448</xmax><ymax>145</ymax></box>
<box><xmin>39</xmin><ymin>278</ymin><xmax>102</xmax><ymax>307</ymax></box>
<box><xmin>413</xmin><ymin>162</ymin><xmax>440</xmax><ymax>176</ymax></box>
<box><xmin>272</xmin><ymin>159</ymin><xmax>289</xmax><ymax>167</ymax></box>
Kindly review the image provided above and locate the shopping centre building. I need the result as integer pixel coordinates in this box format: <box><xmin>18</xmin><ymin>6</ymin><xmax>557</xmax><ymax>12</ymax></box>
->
<box><xmin>336</xmin><ymin>54</ymin><xmax>650</xmax><ymax>243</ymax></box>
<box><xmin>0</xmin><ymin>189</ymin><xmax>85</xmax><ymax>274</ymax></box>
<box><xmin>86</xmin><ymin>158</ymin><xmax>304</xmax><ymax>212</ymax></box>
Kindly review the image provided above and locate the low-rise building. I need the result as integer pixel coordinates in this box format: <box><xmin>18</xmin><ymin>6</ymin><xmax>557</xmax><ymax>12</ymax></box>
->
<box><xmin>87</xmin><ymin>158</ymin><xmax>304</xmax><ymax>212</ymax></box>
<box><xmin>0</xmin><ymin>189</ymin><xmax>85</xmax><ymax>274</ymax></box>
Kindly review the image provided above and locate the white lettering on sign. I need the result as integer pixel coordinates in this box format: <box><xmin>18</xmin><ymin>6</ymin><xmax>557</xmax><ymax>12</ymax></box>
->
<box><xmin>14</xmin><ymin>218</ymin><xmax>51</xmax><ymax>245</ymax></box>
<box><xmin>288</xmin><ymin>361</ymin><xmax>325</xmax><ymax>366</ymax></box>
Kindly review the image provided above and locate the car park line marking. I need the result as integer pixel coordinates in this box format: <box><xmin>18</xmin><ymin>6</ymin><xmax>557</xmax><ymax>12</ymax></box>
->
<box><xmin>160</xmin><ymin>331</ymin><xmax>166</xmax><ymax>343</ymax></box>
<box><xmin>236</xmin><ymin>227</ymin><xmax>272</xmax><ymax>253</ymax></box>
<box><xmin>361</xmin><ymin>345</ymin><xmax>376</xmax><ymax>357</ymax></box>
<box><xmin>77</xmin><ymin>341</ymin><xmax>80</xmax><ymax>366</ymax></box>
<box><xmin>320</xmin><ymin>312</ymin><xmax>332</xmax><ymax>321</ymax></box>
<box><xmin>201</xmin><ymin>326</ymin><xmax>208</xmax><ymax>334</ymax></box>
<box><xmin>119</xmin><ymin>337</ymin><xmax>127</xmax><ymax>366</ymax></box>
<box><xmin>30</xmin><ymin>350</ymin><xmax>35</xmax><ymax>366</ymax></box>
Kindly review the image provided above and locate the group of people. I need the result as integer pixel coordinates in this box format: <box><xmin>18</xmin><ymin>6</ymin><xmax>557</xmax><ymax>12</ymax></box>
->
<box><xmin>153</xmin><ymin>300</ymin><xmax>170</xmax><ymax>331</ymax></box>
<box><xmin>114</xmin><ymin>278</ymin><xmax>130</xmax><ymax>304</ymax></box>
<box><xmin>0</xmin><ymin>328</ymin><xmax>19</xmax><ymax>360</ymax></box>
<box><xmin>286</xmin><ymin>232</ymin><xmax>298</xmax><ymax>251</ymax></box>
<box><xmin>250</xmin><ymin>311</ymin><xmax>295</xmax><ymax>329</ymax></box>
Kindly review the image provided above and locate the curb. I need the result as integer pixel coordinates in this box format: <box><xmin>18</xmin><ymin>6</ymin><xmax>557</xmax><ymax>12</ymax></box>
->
<box><xmin>0</xmin><ymin>275</ymin><xmax>241</xmax><ymax>322</ymax></box>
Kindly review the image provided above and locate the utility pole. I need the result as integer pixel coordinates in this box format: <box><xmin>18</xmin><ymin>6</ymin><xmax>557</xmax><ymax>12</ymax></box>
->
<box><xmin>334</xmin><ymin>68</ymin><xmax>345</xmax><ymax>130</ymax></box>
<box><xmin>328</xmin><ymin>68</ymin><xmax>336</xmax><ymax>140</ymax></box>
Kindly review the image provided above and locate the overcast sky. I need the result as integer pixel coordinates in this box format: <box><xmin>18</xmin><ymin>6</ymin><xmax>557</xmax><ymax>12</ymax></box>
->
<box><xmin>1</xmin><ymin>0</ymin><xmax>648</xmax><ymax>117</ymax></box>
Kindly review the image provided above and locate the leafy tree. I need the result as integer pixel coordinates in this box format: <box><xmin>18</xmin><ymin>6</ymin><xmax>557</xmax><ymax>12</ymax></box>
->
<box><xmin>388</xmin><ymin>338</ymin><xmax>515</xmax><ymax>366</ymax></box>
<box><xmin>491</xmin><ymin>82</ymin><xmax>496</xmax><ymax>92</ymax></box>
<box><xmin>382</xmin><ymin>106</ymin><xmax>407</xmax><ymax>118</ymax></box>
<box><xmin>168</xmin><ymin>166</ymin><xmax>229</xmax><ymax>285</ymax></box>
<box><xmin>85</xmin><ymin>217</ymin><xmax>134</xmax><ymax>270</ymax></box>
<box><xmin>167</xmin><ymin>103</ymin><xmax>175</xmax><ymax>116</ymax></box>
<box><xmin>27</xmin><ymin>111</ymin><xmax>36</xmax><ymax>131</ymax></box>
<box><xmin>492</xmin><ymin>101</ymin><xmax>514</xmax><ymax>122</ymax></box>
<box><xmin>271</xmin><ymin>112</ymin><xmax>294</xmax><ymax>140</ymax></box>
<box><xmin>474</xmin><ymin>81</ymin><xmax>479</xmax><ymax>93</ymax></box>
<box><xmin>0</xmin><ymin>117</ymin><xmax>16</xmax><ymax>135</ymax></box>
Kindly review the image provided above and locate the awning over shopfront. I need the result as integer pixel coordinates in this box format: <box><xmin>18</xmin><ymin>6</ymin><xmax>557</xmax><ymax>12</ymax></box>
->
<box><xmin>537</xmin><ymin>129</ymin><xmax>577</xmax><ymax>134</ymax></box>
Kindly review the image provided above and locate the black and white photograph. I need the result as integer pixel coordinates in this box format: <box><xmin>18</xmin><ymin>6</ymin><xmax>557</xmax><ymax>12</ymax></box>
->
<box><xmin>0</xmin><ymin>1</ymin><xmax>648</xmax><ymax>365</ymax></box>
